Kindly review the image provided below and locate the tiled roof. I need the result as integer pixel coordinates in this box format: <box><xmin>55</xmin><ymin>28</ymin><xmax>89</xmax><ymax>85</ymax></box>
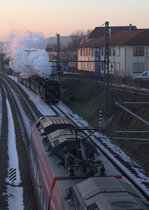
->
<box><xmin>89</xmin><ymin>25</ymin><xmax>137</xmax><ymax>39</ymax></box>
<box><xmin>80</xmin><ymin>29</ymin><xmax>149</xmax><ymax>48</ymax></box>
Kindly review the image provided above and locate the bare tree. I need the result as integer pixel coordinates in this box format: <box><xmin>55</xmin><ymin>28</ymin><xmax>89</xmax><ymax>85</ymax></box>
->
<box><xmin>69</xmin><ymin>29</ymin><xmax>91</xmax><ymax>51</ymax></box>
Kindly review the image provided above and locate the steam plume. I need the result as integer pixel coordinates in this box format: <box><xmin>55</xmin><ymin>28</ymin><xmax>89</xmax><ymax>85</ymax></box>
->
<box><xmin>6</xmin><ymin>31</ymin><xmax>52</xmax><ymax>78</ymax></box>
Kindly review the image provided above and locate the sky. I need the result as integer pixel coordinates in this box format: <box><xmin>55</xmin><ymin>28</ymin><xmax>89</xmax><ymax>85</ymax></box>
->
<box><xmin>0</xmin><ymin>0</ymin><xmax>149</xmax><ymax>41</ymax></box>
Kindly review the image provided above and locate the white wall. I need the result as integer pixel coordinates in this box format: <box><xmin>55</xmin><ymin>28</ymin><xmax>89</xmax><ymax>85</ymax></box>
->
<box><xmin>78</xmin><ymin>48</ymin><xmax>95</xmax><ymax>71</ymax></box>
<box><xmin>78</xmin><ymin>46</ymin><xmax>149</xmax><ymax>78</ymax></box>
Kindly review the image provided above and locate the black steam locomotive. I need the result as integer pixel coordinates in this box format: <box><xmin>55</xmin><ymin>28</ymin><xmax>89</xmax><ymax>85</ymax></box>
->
<box><xmin>18</xmin><ymin>74</ymin><xmax>60</xmax><ymax>104</ymax></box>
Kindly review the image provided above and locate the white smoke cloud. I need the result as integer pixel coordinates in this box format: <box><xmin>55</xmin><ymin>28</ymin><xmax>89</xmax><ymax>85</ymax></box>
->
<box><xmin>6</xmin><ymin>31</ymin><xmax>53</xmax><ymax>78</ymax></box>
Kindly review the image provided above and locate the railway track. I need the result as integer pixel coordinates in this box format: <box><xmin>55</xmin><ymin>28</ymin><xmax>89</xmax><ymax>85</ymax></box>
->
<box><xmin>0</xmin><ymin>73</ymin><xmax>40</xmax><ymax>209</ymax></box>
<box><xmin>0</xmin><ymin>73</ymin><xmax>41</xmax><ymax>121</ymax></box>
<box><xmin>50</xmin><ymin>102</ymin><xmax>149</xmax><ymax>201</ymax></box>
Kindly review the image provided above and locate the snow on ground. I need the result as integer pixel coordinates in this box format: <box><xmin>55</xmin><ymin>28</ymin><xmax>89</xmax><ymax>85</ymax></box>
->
<box><xmin>5</xmin><ymin>98</ymin><xmax>23</xmax><ymax>210</ymax></box>
<box><xmin>11</xmin><ymin>76</ymin><xmax>55</xmax><ymax>117</ymax></box>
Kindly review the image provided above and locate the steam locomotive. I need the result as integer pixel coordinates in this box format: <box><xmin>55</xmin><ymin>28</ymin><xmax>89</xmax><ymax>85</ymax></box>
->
<box><xmin>18</xmin><ymin>74</ymin><xmax>60</xmax><ymax>104</ymax></box>
<box><xmin>30</xmin><ymin>115</ymin><xmax>149</xmax><ymax>210</ymax></box>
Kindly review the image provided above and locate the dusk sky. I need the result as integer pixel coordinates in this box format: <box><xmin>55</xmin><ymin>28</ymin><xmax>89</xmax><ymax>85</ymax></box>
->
<box><xmin>0</xmin><ymin>0</ymin><xmax>149</xmax><ymax>41</ymax></box>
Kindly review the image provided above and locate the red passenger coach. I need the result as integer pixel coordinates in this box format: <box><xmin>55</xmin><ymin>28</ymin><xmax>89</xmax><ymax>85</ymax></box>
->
<box><xmin>30</xmin><ymin>115</ymin><xmax>149</xmax><ymax>210</ymax></box>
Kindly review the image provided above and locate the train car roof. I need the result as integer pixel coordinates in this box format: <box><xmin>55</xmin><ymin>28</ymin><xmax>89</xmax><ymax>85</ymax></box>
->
<box><xmin>70</xmin><ymin>177</ymin><xmax>149</xmax><ymax>210</ymax></box>
<box><xmin>36</xmin><ymin>115</ymin><xmax>74</xmax><ymax>134</ymax></box>
<box><xmin>35</xmin><ymin>115</ymin><xmax>97</xmax><ymax>155</ymax></box>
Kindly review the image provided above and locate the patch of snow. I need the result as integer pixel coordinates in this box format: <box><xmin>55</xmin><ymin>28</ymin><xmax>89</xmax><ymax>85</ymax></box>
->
<box><xmin>5</xmin><ymin>98</ymin><xmax>24</xmax><ymax>210</ymax></box>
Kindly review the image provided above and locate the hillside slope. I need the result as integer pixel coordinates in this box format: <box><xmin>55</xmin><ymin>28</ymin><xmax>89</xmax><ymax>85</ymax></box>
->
<box><xmin>61</xmin><ymin>79</ymin><xmax>149</xmax><ymax>175</ymax></box>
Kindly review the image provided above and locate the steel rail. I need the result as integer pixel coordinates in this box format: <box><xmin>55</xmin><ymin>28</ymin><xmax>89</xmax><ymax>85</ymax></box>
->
<box><xmin>0</xmin><ymin>74</ymin><xmax>40</xmax><ymax>209</ymax></box>
<box><xmin>110</xmin><ymin>136</ymin><xmax>149</xmax><ymax>142</ymax></box>
<box><xmin>0</xmin><ymin>73</ymin><xmax>40</xmax><ymax>122</ymax></box>
<box><xmin>116</xmin><ymin>130</ymin><xmax>149</xmax><ymax>133</ymax></box>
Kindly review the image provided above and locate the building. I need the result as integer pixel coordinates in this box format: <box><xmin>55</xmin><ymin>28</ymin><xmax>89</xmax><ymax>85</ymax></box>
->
<box><xmin>78</xmin><ymin>29</ymin><xmax>149</xmax><ymax>78</ymax></box>
<box><xmin>89</xmin><ymin>25</ymin><xmax>137</xmax><ymax>39</ymax></box>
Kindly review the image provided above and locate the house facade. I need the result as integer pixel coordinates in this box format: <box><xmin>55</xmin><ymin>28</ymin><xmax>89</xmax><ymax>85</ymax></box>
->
<box><xmin>78</xmin><ymin>48</ymin><xmax>100</xmax><ymax>72</ymax></box>
<box><xmin>78</xmin><ymin>29</ymin><xmax>149</xmax><ymax>78</ymax></box>
<box><xmin>100</xmin><ymin>45</ymin><xmax>149</xmax><ymax>77</ymax></box>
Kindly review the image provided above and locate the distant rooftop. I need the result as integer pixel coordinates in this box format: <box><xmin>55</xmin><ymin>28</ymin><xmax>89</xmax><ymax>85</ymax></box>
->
<box><xmin>89</xmin><ymin>25</ymin><xmax>137</xmax><ymax>39</ymax></box>
<box><xmin>81</xmin><ymin>29</ymin><xmax>149</xmax><ymax>48</ymax></box>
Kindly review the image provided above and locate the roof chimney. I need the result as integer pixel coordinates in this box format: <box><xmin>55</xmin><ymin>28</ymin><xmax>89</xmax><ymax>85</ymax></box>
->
<box><xmin>129</xmin><ymin>24</ymin><xmax>132</xmax><ymax>32</ymax></box>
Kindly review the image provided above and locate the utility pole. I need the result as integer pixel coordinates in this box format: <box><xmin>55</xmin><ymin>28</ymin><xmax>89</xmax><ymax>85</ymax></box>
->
<box><xmin>56</xmin><ymin>33</ymin><xmax>61</xmax><ymax>80</ymax></box>
<box><xmin>103</xmin><ymin>21</ymin><xmax>110</xmax><ymax>119</ymax></box>
<box><xmin>0</xmin><ymin>53</ymin><xmax>1</xmax><ymax>71</ymax></box>
<box><xmin>0</xmin><ymin>42</ymin><xmax>2</xmax><ymax>71</ymax></box>
<box><xmin>100</xmin><ymin>21</ymin><xmax>112</xmax><ymax>130</ymax></box>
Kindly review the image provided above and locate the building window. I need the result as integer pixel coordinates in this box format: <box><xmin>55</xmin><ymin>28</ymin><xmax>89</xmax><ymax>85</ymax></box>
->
<box><xmin>116</xmin><ymin>63</ymin><xmax>120</xmax><ymax>73</ymax></box>
<box><xmin>86</xmin><ymin>49</ymin><xmax>88</xmax><ymax>56</ymax></box>
<box><xmin>113</xmin><ymin>48</ymin><xmax>116</xmax><ymax>56</ymax></box>
<box><xmin>91</xmin><ymin>61</ymin><xmax>93</xmax><ymax>69</ymax></box>
<box><xmin>101</xmin><ymin>48</ymin><xmax>104</xmax><ymax>56</ymax></box>
<box><xmin>133</xmin><ymin>63</ymin><xmax>145</xmax><ymax>73</ymax></box>
<box><xmin>101</xmin><ymin>61</ymin><xmax>104</xmax><ymax>71</ymax></box>
<box><xmin>80</xmin><ymin>49</ymin><xmax>82</xmax><ymax>56</ymax></box>
<box><xmin>83</xmin><ymin>49</ymin><xmax>85</xmax><ymax>56</ymax></box>
<box><xmin>92</xmin><ymin>49</ymin><xmax>94</xmax><ymax>56</ymax></box>
<box><xmin>109</xmin><ymin>48</ymin><xmax>111</xmax><ymax>56</ymax></box>
<box><xmin>88</xmin><ymin>49</ymin><xmax>90</xmax><ymax>56</ymax></box>
<box><xmin>133</xmin><ymin>47</ymin><xmax>144</xmax><ymax>56</ymax></box>
<box><xmin>117</xmin><ymin>47</ymin><xmax>120</xmax><ymax>56</ymax></box>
